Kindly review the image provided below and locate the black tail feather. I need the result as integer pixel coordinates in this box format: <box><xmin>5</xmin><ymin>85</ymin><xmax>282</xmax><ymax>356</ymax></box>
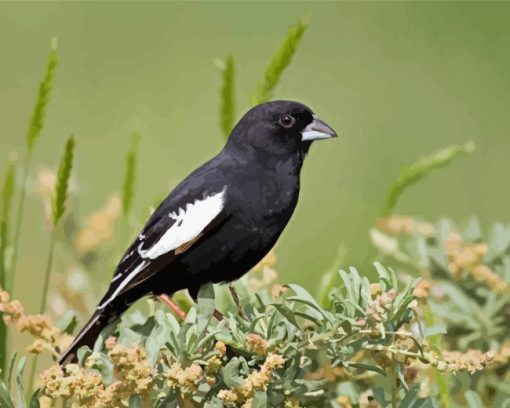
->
<box><xmin>58</xmin><ymin>309</ymin><xmax>114</xmax><ymax>365</ymax></box>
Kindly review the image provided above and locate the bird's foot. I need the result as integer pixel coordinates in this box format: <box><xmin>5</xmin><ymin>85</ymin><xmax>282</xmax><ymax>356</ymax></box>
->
<box><xmin>229</xmin><ymin>284</ymin><xmax>249</xmax><ymax>320</ymax></box>
<box><xmin>158</xmin><ymin>294</ymin><xmax>187</xmax><ymax>320</ymax></box>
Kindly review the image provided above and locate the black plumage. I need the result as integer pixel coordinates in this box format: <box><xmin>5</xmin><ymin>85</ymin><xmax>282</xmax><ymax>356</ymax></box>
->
<box><xmin>58</xmin><ymin>100</ymin><xmax>336</xmax><ymax>364</ymax></box>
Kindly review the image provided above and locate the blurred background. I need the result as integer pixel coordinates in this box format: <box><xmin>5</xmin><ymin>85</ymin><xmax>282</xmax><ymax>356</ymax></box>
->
<box><xmin>1</xmin><ymin>1</ymin><xmax>510</xmax><ymax>302</ymax></box>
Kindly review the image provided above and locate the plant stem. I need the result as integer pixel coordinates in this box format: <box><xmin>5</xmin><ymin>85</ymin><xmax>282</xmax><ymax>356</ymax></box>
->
<box><xmin>40</xmin><ymin>227</ymin><xmax>57</xmax><ymax>314</ymax></box>
<box><xmin>10</xmin><ymin>154</ymin><xmax>32</xmax><ymax>294</ymax></box>
<box><xmin>391</xmin><ymin>353</ymin><xmax>397</xmax><ymax>408</ymax></box>
<box><xmin>424</xmin><ymin>303</ymin><xmax>451</xmax><ymax>408</ymax></box>
<box><xmin>27</xmin><ymin>355</ymin><xmax>38</xmax><ymax>398</ymax></box>
<box><xmin>27</xmin><ymin>226</ymin><xmax>57</xmax><ymax>395</ymax></box>
<box><xmin>0</xmin><ymin>222</ymin><xmax>7</xmax><ymax>379</ymax></box>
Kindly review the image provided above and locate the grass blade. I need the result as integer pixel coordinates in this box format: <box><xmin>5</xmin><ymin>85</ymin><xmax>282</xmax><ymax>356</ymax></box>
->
<box><xmin>51</xmin><ymin>135</ymin><xmax>76</xmax><ymax>226</ymax></box>
<box><xmin>122</xmin><ymin>133</ymin><xmax>140</xmax><ymax>216</ymax></box>
<box><xmin>216</xmin><ymin>56</ymin><xmax>235</xmax><ymax>139</ymax></box>
<box><xmin>251</xmin><ymin>16</ymin><xmax>308</xmax><ymax>105</ymax></box>
<box><xmin>0</xmin><ymin>157</ymin><xmax>16</xmax><ymax>289</ymax></box>
<box><xmin>1</xmin><ymin>157</ymin><xmax>16</xmax><ymax>226</ymax></box>
<box><xmin>26</xmin><ymin>38</ymin><xmax>58</xmax><ymax>152</ymax></box>
<box><xmin>384</xmin><ymin>142</ymin><xmax>475</xmax><ymax>215</ymax></box>
<box><xmin>0</xmin><ymin>157</ymin><xmax>16</xmax><ymax>379</ymax></box>
<box><xmin>15</xmin><ymin>356</ymin><xmax>27</xmax><ymax>408</ymax></box>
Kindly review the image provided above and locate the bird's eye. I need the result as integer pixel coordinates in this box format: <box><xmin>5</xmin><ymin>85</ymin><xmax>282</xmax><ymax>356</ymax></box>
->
<box><xmin>279</xmin><ymin>114</ymin><xmax>295</xmax><ymax>128</ymax></box>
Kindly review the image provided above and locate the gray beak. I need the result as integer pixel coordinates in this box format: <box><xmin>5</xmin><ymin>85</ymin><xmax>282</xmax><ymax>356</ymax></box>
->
<box><xmin>301</xmin><ymin>115</ymin><xmax>337</xmax><ymax>142</ymax></box>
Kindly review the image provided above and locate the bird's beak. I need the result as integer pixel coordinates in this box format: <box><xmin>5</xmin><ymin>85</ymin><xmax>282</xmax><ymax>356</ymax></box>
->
<box><xmin>301</xmin><ymin>115</ymin><xmax>338</xmax><ymax>142</ymax></box>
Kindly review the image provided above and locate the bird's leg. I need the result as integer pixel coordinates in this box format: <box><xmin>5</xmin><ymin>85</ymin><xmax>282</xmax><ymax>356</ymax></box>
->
<box><xmin>229</xmin><ymin>284</ymin><xmax>248</xmax><ymax>320</ymax></box>
<box><xmin>213</xmin><ymin>309</ymin><xmax>224</xmax><ymax>321</ymax></box>
<box><xmin>158</xmin><ymin>294</ymin><xmax>187</xmax><ymax>320</ymax></box>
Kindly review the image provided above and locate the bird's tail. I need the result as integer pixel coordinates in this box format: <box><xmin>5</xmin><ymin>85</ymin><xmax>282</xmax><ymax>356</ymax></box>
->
<box><xmin>58</xmin><ymin>307</ymin><xmax>122</xmax><ymax>365</ymax></box>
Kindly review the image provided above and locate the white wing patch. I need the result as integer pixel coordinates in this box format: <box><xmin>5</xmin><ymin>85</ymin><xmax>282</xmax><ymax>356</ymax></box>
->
<box><xmin>138</xmin><ymin>188</ymin><xmax>226</xmax><ymax>260</ymax></box>
<box><xmin>97</xmin><ymin>188</ymin><xmax>226</xmax><ymax>310</ymax></box>
<box><xmin>98</xmin><ymin>261</ymin><xmax>147</xmax><ymax>310</ymax></box>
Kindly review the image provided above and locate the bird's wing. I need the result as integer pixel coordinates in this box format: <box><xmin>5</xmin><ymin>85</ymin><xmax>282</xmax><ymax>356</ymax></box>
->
<box><xmin>97</xmin><ymin>187</ymin><xmax>227</xmax><ymax>310</ymax></box>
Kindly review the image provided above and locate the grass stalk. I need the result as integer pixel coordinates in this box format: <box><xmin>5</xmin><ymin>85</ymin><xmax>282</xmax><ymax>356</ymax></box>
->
<box><xmin>27</xmin><ymin>135</ymin><xmax>74</xmax><ymax>395</ymax></box>
<box><xmin>9</xmin><ymin>156</ymin><xmax>31</xmax><ymax>294</ymax></box>
<box><xmin>251</xmin><ymin>16</ymin><xmax>308</xmax><ymax>105</ymax></box>
<box><xmin>0</xmin><ymin>157</ymin><xmax>17</xmax><ymax>379</ymax></box>
<box><xmin>39</xmin><ymin>228</ymin><xmax>57</xmax><ymax>314</ymax></box>
<box><xmin>384</xmin><ymin>142</ymin><xmax>475</xmax><ymax>215</ymax></box>
<box><xmin>27</xmin><ymin>227</ymin><xmax>57</xmax><ymax>395</ymax></box>
<box><xmin>10</xmin><ymin>39</ymin><xmax>58</xmax><ymax>294</ymax></box>
<box><xmin>120</xmin><ymin>133</ymin><xmax>140</xmax><ymax>248</ymax></box>
<box><xmin>216</xmin><ymin>56</ymin><xmax>235</xmax><ymax>139</ymax></box>
<box><xmin>390</xmin><ymin>354</ymin><xmax>397</xmax><ymax>408</ymax></box>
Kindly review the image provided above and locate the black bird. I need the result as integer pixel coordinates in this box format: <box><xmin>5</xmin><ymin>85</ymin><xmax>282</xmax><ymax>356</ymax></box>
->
<box><xmin>58</xmin><ymin>100</ymin><xmax>337</xmax><ymax>364</ymax></box>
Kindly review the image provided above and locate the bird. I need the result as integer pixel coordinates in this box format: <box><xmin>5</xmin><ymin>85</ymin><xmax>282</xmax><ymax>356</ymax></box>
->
<box><xmin>58</xmin><ymin>100</ymin><xmax>337</xmax><ymax>364</ymax></box>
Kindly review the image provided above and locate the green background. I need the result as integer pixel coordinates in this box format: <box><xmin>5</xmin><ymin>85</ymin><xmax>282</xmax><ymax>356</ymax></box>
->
<box><xmin>1</xmin><ymin>1</ymin><xmax>509</xmax><ymax>301</ymax></box>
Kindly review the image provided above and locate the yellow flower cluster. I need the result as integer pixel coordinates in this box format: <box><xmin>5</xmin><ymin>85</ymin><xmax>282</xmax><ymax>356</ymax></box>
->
<box><xmin>215</xmin><ymin>340</ymin><xmax>227</xmax><ymax>357</ymax></box>
<box><xmin>427</xmin><ymin>349</ymin><xmax>494</xmax><ymax>374</ymax></box>
<box><xmin>218</xmin><ymin>353</ymin><xmax>285</xmax><ymax>407</ymax></box>
<box><xmin>376</xmin><ymin>216</ymin><xmax>435</xmax><ymax>237</ymax></box>
<box><xmin>39</xmin><ymin>363</ymin><xmax>114</xmax><ymax>408</ymax></box>
<box><xmin>40</xmin><ymin>337</ymin><xmax>157</xmax><ymax>407</ymax></box>
<box><xmin>445</xmin><ymin>235</ymin><xmax>508</xmax><ymax>293</ymax></box>
<box><xmin>246</xmin><ymin>333</ymin><xmax>269</xmax><ymax>355</ymax></box>
<box><xmin>412</xmin><ymin>279</ymin><xmax>430</xmax><ymax>299</ymax></box>
<box><xmin>105</xmin><ymin>336</ymin><xmax>155</xmax><ymax>397</ymax></box>
<box><xmin>358</xmin><ymin>288</ymin><xmax>397</xmax><ymax>329</ymax></box>
<box><xmin>165</xmin><ymin>362</ymin><xmax>203</xmax><ymax>394</ymax></box>
<box><xmin>0</xmin><ymin>288</ymin><xmax>72</xmax><ymax>356</ymax></box>
<box><xmin>74</xmin><ymin>194</ymin><xmax>121</xmax><ymax>255</ymax></box>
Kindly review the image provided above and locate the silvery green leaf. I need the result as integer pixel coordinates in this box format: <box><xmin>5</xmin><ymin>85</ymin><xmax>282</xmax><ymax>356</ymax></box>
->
<box><xmin>204</xmin><ymin>398</ymin><xmax>224</xmax><ymax>408</ymax></box>
<box><xmin>28</xmin><ymin>391</ymin><xmax>40</xmax><ymax>408</ymax></box>
<box><xmin>128</xmin><ymin>395</ymin><xmax>142</xmax><ymax>408</ymax></box>
<box><xmin>0</xmin><ymin>381</ymin><xmax>15</xmax><ymax>408</ymax></box>
<box><xmin>462</xmin><ymin>216</ymin><xmax>482</xmax><ymax>242</ymax></box>
<box><xmin>15</xmin><ymin>356</ymin><xmax>27</xmax><ymax>408</ymax></box>
<box><xmin>399</xmin><ymin>385</ymin><xmax>420</xmax><ymax>407</ymax></box>
<box><xmin>423</xmin><ymin>325</ymin><xmax>447</xmax><ymax>338</ymax></box>
<box><xmin>197</xmin><ymin>283</ymin><xmax>215</xmax><ymax>318</ymax></box>
<box><xmin>221</xmin><ymin>357</ymin><xmax>245</xmax><ymax>388</ymax></box>
<box><xmin>486</xmin><ymin>222</ymin><xmax>510</xmax><ymax>262</ymax></box>
<box><xmin>6</xmin><ymin>352</ymin><xmax>17</xmax><ymax>392</ymax></box>
<box><xmin>192</xmin><ymin>382</ymin><xmax>211</xmax><ymax>403</ymax></box>
<box><xmin>56</xmin><ymin>309</ymin><xmax>78</xmax><ymax>334</ymax></box>
<box><xmin>465</xmin><ymin>390</ymin><xmax>484</xmax><ymax>408</ymax></box>
<box><xmin>252</xmin><ymin>391</ymin><xmax>268</xmax><ymax>408</ymax></box>
<box><xmin>76</xmin><ymin>346</ymin><xmax>92</xmax><ymax>365</ymax></box>
<box><xmin>272</xmin><ymin>303</ymin><xmax>300</xmax><ymax>329</ymax></box>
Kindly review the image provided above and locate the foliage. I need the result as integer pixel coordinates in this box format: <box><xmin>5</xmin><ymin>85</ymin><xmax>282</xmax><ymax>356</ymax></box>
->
<box><xmin>251</xmin><ymin>17</ymin><xmax>308</xmax><ymax>105</ymax></box>
<box><xmin>217</xmin><ymin>57</ymin><xmax>236</xmax><ymax>139</ymax></box>
<box><xmin>372</xmin><ymin>215</ymin><xmax>510</xmax><ymax>406</ymax></box>
<box><xmin>25</xmin><ymin>38</ymin><xmax>58</xmax><ymax>153</ymax></box>
<box><xmin>2</xmin><ymin>39</ymin><xmax>58</xmax><ymax>378</ymax></box>
<box><xmin>0</xmin><ymin>264</ymin><xmax>462</xmax><ymax>407</ymax></box>
<box><xmin>122</xmin><ymin>133</ymin><xmax>140</xmax><ymax>216</ymax></box>
<box><xmin>51</xmin><ymin>135</ymin><xmax>75</xmax><ymax>226</ymax></box>
<box><xmin>383</xmin><ymin>142</ymin><xmax>475</xmax><ymax>215</ymax></box>
<box><xmin>0</xmin><ymin>158</ymin><xmax>16</xmax><ymax>380</ymax></box>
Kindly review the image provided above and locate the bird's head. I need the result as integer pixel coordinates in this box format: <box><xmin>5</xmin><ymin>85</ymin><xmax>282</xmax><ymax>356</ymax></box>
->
<box><xmin>226</xmin><ymin>100</ymin><xmax>337</xmax><ymax>157</ymax></box>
